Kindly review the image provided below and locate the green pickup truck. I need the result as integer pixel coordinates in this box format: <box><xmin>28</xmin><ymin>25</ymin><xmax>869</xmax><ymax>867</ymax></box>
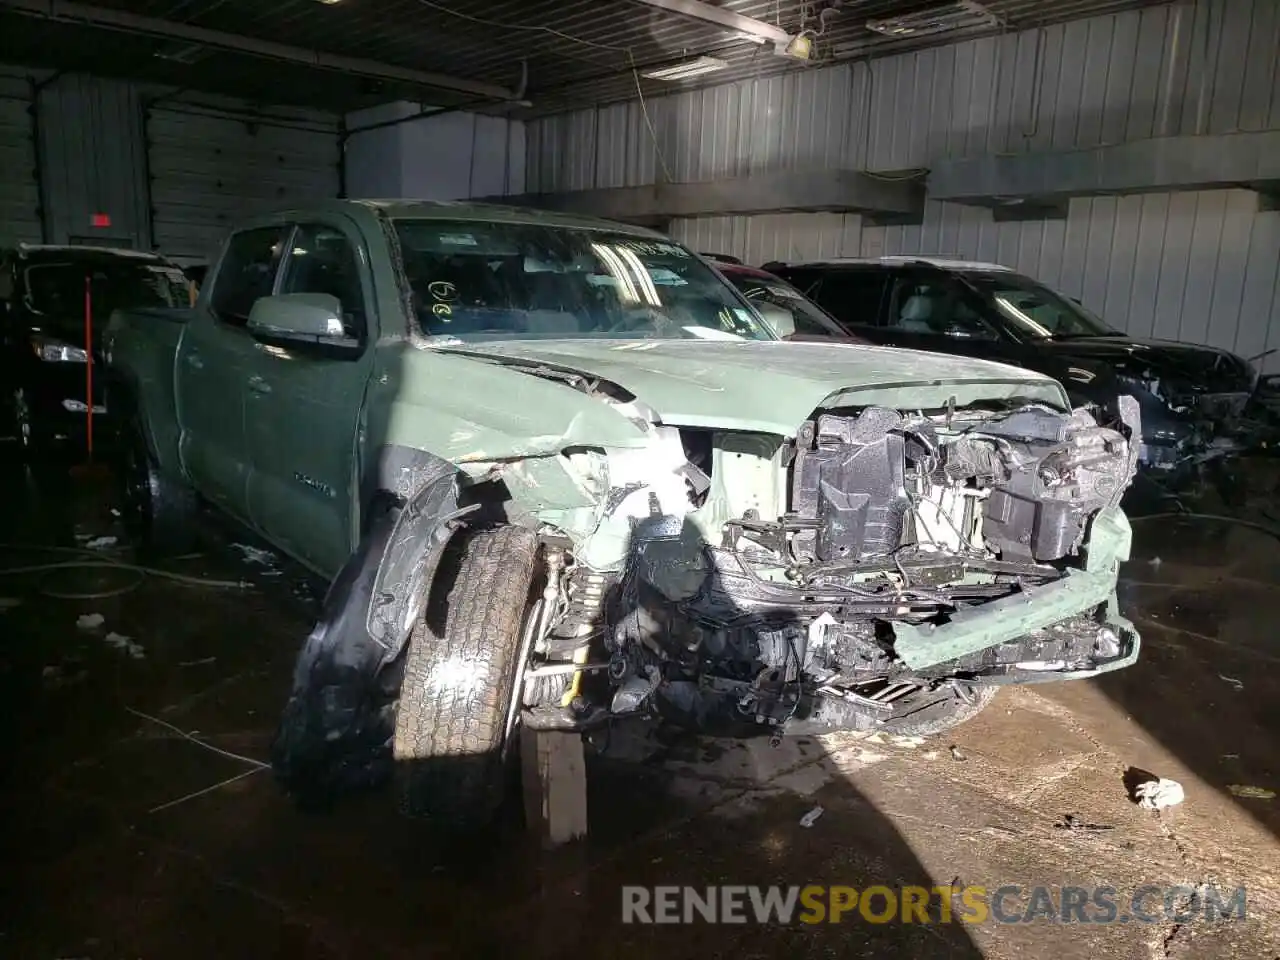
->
<box><xmin>104</xmin><ymin>200</ymin><xmax>1142</xmax><ymax>823</ymax></box>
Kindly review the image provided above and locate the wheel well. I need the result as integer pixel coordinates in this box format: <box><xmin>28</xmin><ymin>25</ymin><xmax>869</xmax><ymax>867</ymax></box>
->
<box><xmin>104</xmin><ymin>375</ymin><xmax>159</xmax><ymax>464</ymax></box>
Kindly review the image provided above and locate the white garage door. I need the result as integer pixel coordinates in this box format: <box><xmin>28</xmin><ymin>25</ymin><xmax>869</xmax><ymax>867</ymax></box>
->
<box><xmin>0</xmin><ymin>68</ymin><xmax>42</xmax><ymax>246</ymax></box>
<box><xmin>147</xmin><ymin>101</ymin><xmax>340</xmax><ymax>263</ymax></box>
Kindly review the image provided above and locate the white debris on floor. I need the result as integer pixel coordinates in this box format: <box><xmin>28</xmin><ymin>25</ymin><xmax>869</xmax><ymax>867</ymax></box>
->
<box><xmin>104</xmin><ymin>631</ymin><xmax>146</xmax><ymax>660</ymax></box>
<box><xmin>75</xmin><ymin>612</ymin><xmax>105</xmax><ymax>630</ymax></box>
<box><xmin>231</xmin><ymin>543</ymin><xmax>282</xmax><ymax>575</ymax></box>
<box><xmin>1228</xmin><ymin>785</ymin><xmax>1276</xmax><ymax>800</ymax></box>
<box><xmin>1135</xmin><ymin>776</ymin><xmax>1186</xmax><ymax>810</ymax></box>
<box><xmin>798</xmin><ymin>805</ymin><xmax>824</xmax><ymax>828</ymax></box>
<box><xmin>231</xmin><ymin>543</ymin><xmax>277</xmax><ymax>565</ymax></box>
<box><xmin>84</xmin><ymin>536</ymin><xmax>119</xmax><ymax>550</ymax></box>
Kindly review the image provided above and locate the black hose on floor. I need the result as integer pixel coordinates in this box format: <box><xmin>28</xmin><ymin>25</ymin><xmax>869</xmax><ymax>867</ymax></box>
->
<box><xmin>0</xmin><ymin>543</ymin><xmax>248</xmax><ymax>599</ymax></box>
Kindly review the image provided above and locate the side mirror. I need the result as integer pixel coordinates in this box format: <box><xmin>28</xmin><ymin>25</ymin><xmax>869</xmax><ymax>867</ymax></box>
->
<box><xmin>247</xmin><ymin>293</ymin><xmax>356</xmax><ymax>348</ymax></box>
<box><xmin>756</xmin><ymin>303</ymin><xmax>796</xmax><ymax>339</ymax></box>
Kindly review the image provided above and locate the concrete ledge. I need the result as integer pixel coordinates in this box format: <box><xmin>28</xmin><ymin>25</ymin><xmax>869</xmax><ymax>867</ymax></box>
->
<box><xmin>521</xmin><ymin>725</ymin><xmax>588</xmax><ymax>848</ymax></box>
<box><xmin>929</xmin><ymin>131</ymin><xmax>1280</xmax><ymax>206</ymax></box>
<box><xmin>484</xmin><ymin>168</ymin><xmax>925</xmax><ymax>222</ymax></box>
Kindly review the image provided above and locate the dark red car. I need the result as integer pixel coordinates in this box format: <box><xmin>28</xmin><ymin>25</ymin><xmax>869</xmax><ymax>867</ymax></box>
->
<box><xmin>712</xmin><ymin>260</ymin><xmax>868</xmax><ymax>345</ymax></box>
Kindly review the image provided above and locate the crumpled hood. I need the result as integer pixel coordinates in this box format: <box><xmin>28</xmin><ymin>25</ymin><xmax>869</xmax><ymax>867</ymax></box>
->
<box><xmin>437</xmin><ymin>338</ymin><xmax>1067</xmax><ymax>434</ymax></box>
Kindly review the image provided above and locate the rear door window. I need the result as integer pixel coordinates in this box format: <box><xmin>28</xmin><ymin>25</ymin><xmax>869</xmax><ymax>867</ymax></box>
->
<box><xmin>885</xmin><ymin>273</ymin><xmax>1000</xmax><ymax>340</ymax></box>
<box><xmin>210</xmin><ymin>226</ymin><xmax>289</xmax><ymax>328</ymax></box>
<box><xmin>806</xmin><ymin>271</ymin><xmax>890</xmax><ymax>328</ymax></box>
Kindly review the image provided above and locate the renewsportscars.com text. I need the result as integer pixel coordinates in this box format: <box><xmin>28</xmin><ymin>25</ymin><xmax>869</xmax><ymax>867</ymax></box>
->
<box><xmin>621</xmin><ymin>884</ymin><xmax>1246</xmax><ymax>925</ymax></box>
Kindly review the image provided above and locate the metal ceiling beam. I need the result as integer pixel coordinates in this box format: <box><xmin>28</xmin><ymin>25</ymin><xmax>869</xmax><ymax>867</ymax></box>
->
<box><xmin>627</xmin><ymin>0</ymin><xmax>790</xmax><ymax>45</ymax></box>
<box><xmin>929</xmin><ymin>131</ymin><xmax>1280</xmax><ymax>205</ymax></box>
<box><xmin>486</xmin><ymin>168</ymin><xmax>924</xmax><ymax>221</ymax></box>
<box><xmin>1</xmin><ymin>0</ymin><xmax>517</xmax><ymax>101</ymax></box>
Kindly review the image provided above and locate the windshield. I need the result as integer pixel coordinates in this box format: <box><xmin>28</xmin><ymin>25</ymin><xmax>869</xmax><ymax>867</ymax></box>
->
<box><xmin>964</xmin><ymin>272</ymin><xmax>1117</xmax><ymax>340</ymax></box>
<box><xmin>24</xmin><ymin>261</ymin><xmax>189</xmax><ymax>333</ymax></box>
<box><xmin>720</xmin><ymin>270</ymin><xmax>848</xmax><ymax>338</ymax></box>
<box><xmin>393</xmin><ymin>219</ymin><xmax>776</xmax><ymax>342</ymax></box>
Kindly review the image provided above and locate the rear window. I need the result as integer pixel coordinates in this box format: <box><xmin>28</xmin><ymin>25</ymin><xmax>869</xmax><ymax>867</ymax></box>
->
<box><xmin>22</xmin><ymin>260</ymin><xmax>190</xmax><ymax>336</ymax></box>
<box><xmin>805</xmin><ymin>270</ymin><xmax>890</xmax><ymax>327</ymax></box>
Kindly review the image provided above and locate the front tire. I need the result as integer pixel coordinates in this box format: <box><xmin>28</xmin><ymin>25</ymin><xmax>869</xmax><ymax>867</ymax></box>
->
<box><xmin>393</xmin><ymin>524</ymin><xmax>539</xmax><ymax>824</ymax></box>
<box><xmin>11</xmin><ymin>386</ymin><xmax>40</xmax><ymax>460</ymax></box>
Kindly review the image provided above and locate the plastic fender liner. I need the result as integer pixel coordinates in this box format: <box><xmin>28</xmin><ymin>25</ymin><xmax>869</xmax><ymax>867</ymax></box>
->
<box><xmin>366</xmin><ymin>466</ymin><xmax>469</xmax><ymax>653</ymax></box>
<box><xmin>272</xmin><ymin>464</ymin><xmax>466</xmax><ymax>804</ymax></box>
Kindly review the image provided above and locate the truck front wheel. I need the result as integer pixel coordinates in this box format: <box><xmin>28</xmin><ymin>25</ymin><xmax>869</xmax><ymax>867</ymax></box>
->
<box><xmin>393</xmin><ymin>524</ymin><xmax>539</xmax><ymax>824</ymax></box>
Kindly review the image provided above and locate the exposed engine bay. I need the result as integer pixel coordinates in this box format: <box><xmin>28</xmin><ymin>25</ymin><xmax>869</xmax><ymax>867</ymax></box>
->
<box><xmin>520</xmin><ymin>397</ymin><xmax>1142</xmax><ymax>736</ymax></box>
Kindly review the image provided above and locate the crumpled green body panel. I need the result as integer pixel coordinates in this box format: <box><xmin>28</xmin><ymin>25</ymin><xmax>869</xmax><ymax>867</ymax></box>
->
<box><xmin>369</xmin><ymin>344</ymin><xmax>653</xmax><ymax>464</ymax></box>
<box><xmin>429</xmin><ymin>338</ymin><xmax>1069</xmax><ymax>436</ymax></box>
<box><xmin>892</xmin><ymin>507</ymin><xmax>1134</xmax><ymax>670</ymax></box>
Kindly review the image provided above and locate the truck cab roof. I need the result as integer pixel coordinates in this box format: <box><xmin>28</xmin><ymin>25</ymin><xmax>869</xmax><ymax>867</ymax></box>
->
<box><xmin>763</xmin><ymin>256</ymin><xmax>1014</xmax><ymax>273</ymax></box>
<box><xmin>10</xmin><ymin>243</ymin><xmax>180</xmax><ymax>265</ymax></box>
<box><xmin>321</xmin><ymin>199</ymin><xmax>669</xmax><ymax>238</ymax></box>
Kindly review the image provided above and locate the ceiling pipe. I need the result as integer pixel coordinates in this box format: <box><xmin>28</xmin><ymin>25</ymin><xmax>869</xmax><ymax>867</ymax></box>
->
<box><xmin>0</xmin><ymin>0</ymin><xmax>518</xmax><ymax>101</ymax></box>
<box><xmin>628</xmin><ymin>0</ymin><xmax>791</xmax><ymax>46</ymax></box>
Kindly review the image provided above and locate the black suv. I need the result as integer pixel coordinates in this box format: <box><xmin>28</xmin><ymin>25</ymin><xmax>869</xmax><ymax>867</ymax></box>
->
<box><xmin>1</xmin><ymin>244</ymin><xmax>191</xmax><ymax>457</ymax></box>
<box><xmin>764</xmin><ymin>256</ymin><xmax>1266</xmax><ymax>472</ymax></box>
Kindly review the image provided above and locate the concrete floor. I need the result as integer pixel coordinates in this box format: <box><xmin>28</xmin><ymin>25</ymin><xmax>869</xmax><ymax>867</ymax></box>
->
<box><xmin>2</xmin><ymin>458</ymin><xmax>1279</xmax><ymax>959</ymax></box>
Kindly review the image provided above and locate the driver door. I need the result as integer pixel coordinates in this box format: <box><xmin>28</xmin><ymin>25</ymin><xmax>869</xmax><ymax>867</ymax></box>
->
<box><xmin>243</xmin><ymin>220</ymin><xmax>375</xmax><ymax>578</ymax></box>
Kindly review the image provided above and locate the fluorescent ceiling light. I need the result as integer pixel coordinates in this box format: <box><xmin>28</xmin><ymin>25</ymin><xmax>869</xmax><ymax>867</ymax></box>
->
<box><xmin>629</xmin><ymin>0</ymin><xmax>789</xmax><ymax>45</ymax></box>
<box><xmin>782</xmin><ymin>32</ymin><xmax>814</xmax><ymax>60</ymax></box>
<box><xmin>866</xmin><ymin>1</ymin><xmax>997</xmax><ymax>38</ymax></box>
<box><xmin>641</xmin><ymin>56</ymin><xmax>730</xmax><ymax>81</ymax></box>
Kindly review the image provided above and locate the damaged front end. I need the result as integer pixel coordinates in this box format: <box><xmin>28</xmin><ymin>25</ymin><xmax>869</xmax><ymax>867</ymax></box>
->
<box><xmin>522</xmin><ymin>394</ymin><xmax>1143</xmax><ymax>737</ymax></box>
<box><xmin>1106</xmin><ymin>353</ymin><xmax>1275</xmax><ymax>476</ymax></box>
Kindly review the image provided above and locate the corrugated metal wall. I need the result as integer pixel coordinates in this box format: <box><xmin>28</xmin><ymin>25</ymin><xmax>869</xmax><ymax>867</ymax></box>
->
<box><xmin>527</xmin><ymin>0</ymin><xmax>1280</xmax><ymax>190</ymax></box>
<box><xmin>37</xmin><ymin>74</ymin><xmax>151</xmax><ymax>248</ymax></box>
<box><xmin>148</xmin><ymin>100</ymin><xmax>341</xmax><ymax>262</ymax></box>
<box><xmin>671</xmin><ymin>192</ymin><xmax>1280</xmax><ymax>371</ymax></box>
<box><xmin>528</xmin><ymin>0</ymin><xmax>1280</xmax><ymax>369</ymax></box>
<box><xmin>0</xmin><ymin>64</ymin><xmax>342</xmax><ymax>261</ymax></box>
<box><xmin>0</xmin><ymin>66</ymin><xmax>41</xmax><ymax>246</ymax></box>
<box><xmin>398</xmin><ymin>110</ymin><xmax>525</xmax><ymax>199</ymax></box>
<box><xmin>344</xmin><ymin>102</ymin><xmax>526</xmax><ymax>201</ymax></box>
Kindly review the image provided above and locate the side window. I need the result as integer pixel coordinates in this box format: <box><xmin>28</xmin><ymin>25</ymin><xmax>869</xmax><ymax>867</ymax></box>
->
<box><xmin>732</xmin><ymin>277</ymin><xmax>841</xmax><ymax>338</ymax></box>
<box><xmin>210</xmin><ymin>226</ymin><xmax>288</xmax><ymax>328</ymax></box>
<box><xmin>278</xmin><ymin>223</ymin><xmax>366</xmax><ymax>339</ymax></box>
<box><xmin>886</xmin><ymin>274</ymin><xmax>998</xmax><ymax>340</ymax></box>
<box><xmin>773</xmin><ymin>267</ymin><xmax>822</xmax><ymax>298</ymax></box>
<box><xmin>808</xmin><ymin>271</ymin><xmax>889</xmax><ymax>328</ymax></box>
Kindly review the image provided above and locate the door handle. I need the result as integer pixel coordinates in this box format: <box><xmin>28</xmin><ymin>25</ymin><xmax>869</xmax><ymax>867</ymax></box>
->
<box><xmin>247</xmin><ymin>375</ymin><xmax>272</xmax><ymax>395</ymax></box>
<box><xmin>184</xmin><ymin>353</ymin><xmax>204</xmax><ymax>370</ymax></box>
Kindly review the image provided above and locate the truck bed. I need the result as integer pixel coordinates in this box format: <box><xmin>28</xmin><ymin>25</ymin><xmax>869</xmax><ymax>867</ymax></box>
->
<box><xmin>105</xmin><ymin>306</ymin><xmax>192</xmax><ymax>476</ymax></box>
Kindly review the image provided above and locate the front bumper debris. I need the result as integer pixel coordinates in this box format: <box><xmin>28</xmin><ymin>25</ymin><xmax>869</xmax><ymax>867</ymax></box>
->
<box><xmin>892</xmin><ymin>506</ymin><xmax>1133</xmax><ymax>670</ymax></box>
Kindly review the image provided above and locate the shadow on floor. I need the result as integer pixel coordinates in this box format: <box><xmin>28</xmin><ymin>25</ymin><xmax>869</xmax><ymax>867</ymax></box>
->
<box><xmin>0</xmin><ymin>458</ymin><xmax>984</xmax><ymax>959</ymax></box>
